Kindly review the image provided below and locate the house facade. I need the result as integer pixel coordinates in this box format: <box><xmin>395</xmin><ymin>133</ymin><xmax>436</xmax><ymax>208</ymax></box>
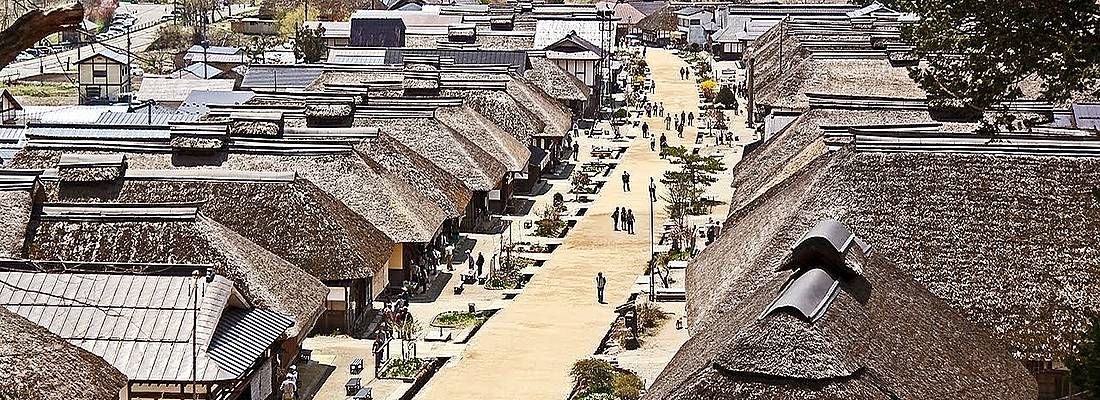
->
<box><xmin>76</xmin><ymin>49</ymin><xmax>130</xmax><ymax>104</ymax></box>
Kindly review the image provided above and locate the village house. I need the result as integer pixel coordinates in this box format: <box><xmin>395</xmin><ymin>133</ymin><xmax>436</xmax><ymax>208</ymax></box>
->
<box><xmin>0</xmin><ymin>264</ymin><xmax>296</xmax><ymax>400</ymax></box>
<box><xmin>675</xmin><ymin>6</ymin><xmax>716</xmax><ymax>46</ymax></box>
<box><xmin>75</xmin><ymin>49</ymin><xmax>131</xmax><ymax>104</ymax></box>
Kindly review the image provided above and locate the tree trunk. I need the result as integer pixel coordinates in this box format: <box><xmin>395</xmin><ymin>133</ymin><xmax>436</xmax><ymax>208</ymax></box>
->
<box><xmin>0</xmin><ymin>3</ymin><xmax>85</xmax><ymax>69</ymax></box>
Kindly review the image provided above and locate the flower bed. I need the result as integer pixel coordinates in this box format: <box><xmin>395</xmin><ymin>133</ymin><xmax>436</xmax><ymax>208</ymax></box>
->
<box><xmin>381</xmin><ymin>357</ymin><xmax>430</xmax><ymax>382</ymax></box>
<box><xmin>430</xmin><ymin>310</ymin><xmax>493</xmax><ymax>329</ymax></box>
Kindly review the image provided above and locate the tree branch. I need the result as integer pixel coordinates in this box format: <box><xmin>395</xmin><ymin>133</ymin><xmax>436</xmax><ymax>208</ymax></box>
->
<box><xmin>0</xmin><ymin>3</ymin><xmax>85</xmax><ymax>69</ymax></box>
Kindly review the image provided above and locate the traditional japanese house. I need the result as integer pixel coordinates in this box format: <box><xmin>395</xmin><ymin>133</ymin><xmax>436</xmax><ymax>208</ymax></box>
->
<box><xmin>0</xmin><ymin>307</ymin><xmax>127</xmax><ymax>400</ymax></box>
<box><xmin>648</xmin><ymin>220</ymin><xmax>1037</xmax><ymax>399</ymax></box>
<box><xmin>75</xmin><ymin>49</ymin><xmax>131</xmax><ymax>105</ymax></box>
<box><xmin>523</xmin><ymin>56</ymin><xmax>592</xmax><ymax>114</ymax></box>
<box><xmin>634</xmin><ymin>4</ymin><xmax>676</xmax><ymax>46</ymax></box>
<box><xmin>675</xmin><ymin>92</ymin><xmax>1100</xmax><ymax>398</ymax></box>
<box><xmin>0</xmin><ymin>265</ymin><xmax>295</xmax><ymax>400</ymax></box>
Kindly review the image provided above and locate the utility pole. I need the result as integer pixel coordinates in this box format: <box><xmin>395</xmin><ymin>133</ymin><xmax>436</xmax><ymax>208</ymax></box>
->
<box><xmin>191</xmin><ymin>270</ymin><xmax>200</xmax><ymax>400</ymax></box>
<box><xmin>649</xmin><ymin>189</ymin><xmax>655</xmax><ymax>302</ymax></box>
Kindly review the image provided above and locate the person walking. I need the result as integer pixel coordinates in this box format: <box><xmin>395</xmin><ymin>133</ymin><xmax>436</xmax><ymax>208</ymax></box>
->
<box><xmin>650</xmin><ymin>136</ymin><xmax>656</xmax><ymax>151</ymax></box>
<box><xmin>658</xmin><ymin>102</ymin><xmax>664</xmax><ymax>116</ymax></box>
<box><xmin>476</xmin><ymin>252</ymin><xmax>485</xmax><ymax>277</ymax></box>
<box><xmin>573</xmin><ymin>141</ymin><xmax>580</xmax><ymax>161</ymax></box>
<box><xmin>466</xmin><ymin>249</ymin><xmax>473</xmax><ymax>271</ymax></box>
<box><xmin>596</xmin><ymin>272</ymin><xmax>607</xmax><ymax>303</ymax></box>
<box><xmin>649</xmin><ymin>177</ymin><xmax>657</xmax><ymax>202</ymax></box>
<box><xmin>612</xmin><ymin>207</ymin><xmax>621</xmax><ymax>231</ymax></box>
<box><xmin>622</xmin><ymin>170</ymin><xmax>631</xmax><ymax>192</ymax></box>
<box><xmin>688</xmin><ymin>112</ymin><xmax>694</xmax><ymax>126</ymax></box>
<box><xmin>677</xmin><ymin>122</ymin><xmax>685</xmax><ymax>138</ymax></box>
<box><xmin>678</xmin><ymin>67</ymin><xmax>684</xmax><ymax>79</ymax></box>
<box><xmin>626</xmin><ymin>209</ymin><xmax>636</xmax><ymax>234</ymax></box>
<box><xmin>680</xmin><ymin>111</ymin><xmax>686</xmax><ymax>124</ymax></box>
<box><xmin>641</xmin><ymin>121</ymin><xmax>649</xmax><ymax>138</ymax></box>
<box><xmin>665</xmin><ymin>115</ymin><xmax>671</xmax><ymax>130</ymax></box>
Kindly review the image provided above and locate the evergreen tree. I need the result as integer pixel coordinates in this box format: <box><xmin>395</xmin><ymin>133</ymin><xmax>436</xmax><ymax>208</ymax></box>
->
<box><xmin>293</xmin><ymin>25</ymin><xmax>327</xmax><ymax>63</ymax></box>
<box><xmin>659</xmin><ymin>146</ymin><xmax>725</xmax><ymax>250</ymax></box>
<box><xmin>1066</xmin><ymin>315</ymin><xmax>1100</xmax><ymax>400</ymax></box>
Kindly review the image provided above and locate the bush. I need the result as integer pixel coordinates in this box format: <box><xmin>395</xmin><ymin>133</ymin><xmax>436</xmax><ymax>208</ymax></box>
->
<box><xmin>699</xmin><ymin>79</ymin><xmax>718</xmax><ymax>100</ymax></box>
<box><xmin>715</xmin><ymin>86</ymin><xmax>737</xmax><ymax>109</ymax></box>
<box><xmin>534</xmin><ymin>204</ymin><xmax>566</xmax><ymax>237</ymax></box>
<box><xmin>612</xmin><ymin>373</ymin><xmax>644</xmax><ymax>400</ymax></box>
<box><xmin>612</xmin><ymin>108</ymin><xmax>629</xmax><ymax>121</ymax></box>
<box><xmin>431</xmin><ymin>311</ymin><xmax>491</xmax><ymax>328</ymax></box>
<box><xmin>570</xmin><ymin>359</ymin><xmax>615</xmax><ymax>394</ymax></box>
<box><xmin>381</xmin><ymin>357</ymin><xmax>427</xmax><ymax>379</ymax></box>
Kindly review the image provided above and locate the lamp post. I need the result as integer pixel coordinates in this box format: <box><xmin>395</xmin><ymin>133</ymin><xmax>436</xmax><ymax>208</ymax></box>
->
<box><xmin>649</xmin><ymin>183</ymin><xmax>655</xmax><ymax>302</ymax></box>
<box><xmin>191</xmin><ymin>269</ymin><xmax>201</xmax><ymax>400</ymax></box>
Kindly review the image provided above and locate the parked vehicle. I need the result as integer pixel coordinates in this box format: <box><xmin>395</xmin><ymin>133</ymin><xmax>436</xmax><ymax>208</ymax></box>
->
<box><xmin>15</xmin><ymin>52</ymin><xmax>34</xmax><ymax>62</ymax></box>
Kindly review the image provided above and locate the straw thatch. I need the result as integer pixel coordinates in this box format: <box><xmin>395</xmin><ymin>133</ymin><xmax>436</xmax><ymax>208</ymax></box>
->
<box><xmin>696</xmin><ymin>121</ymin><xmax>1100</xmax><ymax>361</ymax></box>
<box><xmin>170</xmin><ymin>135</ymin><xmax>226</xmax><ymax>151</ymax></box>
<box><xmin>524</xmin><ymin>57</ymin><xmax>591</xmax><ymax>102</ymax></box>
<box><xmin>356</xmin><ymin>131</ymin><xmax>472</xmax><ymax>217</ymax></box>
<box><xmin>0</xmin><ymin>307</ymin><xmax>127</xmax><ymax>400</ymax></box>
<box><xmin>356</xmin><ymin>117</ymin><xmax>506</xmax><ymax>191</ymax></box>
<box><xmin>0</xmin><ymin>189</ymin><xmax>32</xmax><ymax>257</ymax></box>
<box><xmin>230</xmin><ymin>120</ymin><xmax>282</xmax><ymax>137</ymax></box>
<box><xmin>404</xmin><ymin>33</ymin><xmax>535</xmax><ymax>50</ymax></box>
<box><xmin>749</xmin><ymin>20</ymin><xmax>926</xmax><ymax>111</ymax></box>
<box><xmin>505</xmin><ymin>75</ymin><xmax>572</xmax><ymax>138</ymax></box>
<box><xmin>305</xmin><ymin>103</ymin><xmax>354</xmax><ymax>118</ymax></box>
<box><xmin>444</xmin><ymin>88</ymin><xmax>544</xmax><ymax>144</ymax></box>
<box><xmin>650</xmin><ymin>240</ymin><xmax>1036</xmax><ymax>400</ymax></box>
<box><xmin>23</xmin><ymin>208</ymin><xmax>327</xmax><ymax>338</ymax></box>
<box><xmin>634</xmin><ymin>4</ymin><xmax>676</xmax><ymax>32</ymax></box>
<box><xmin>436</xmin><ymin>105</ymin><xmax>532</xmax><ymax>172</ymax></box>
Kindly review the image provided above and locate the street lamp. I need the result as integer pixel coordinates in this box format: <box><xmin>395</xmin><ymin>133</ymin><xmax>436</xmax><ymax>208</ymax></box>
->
<box><xmin>648</xmin><ymin>180</ymin><xmax>656</xmax><ymax>302</ymax></box>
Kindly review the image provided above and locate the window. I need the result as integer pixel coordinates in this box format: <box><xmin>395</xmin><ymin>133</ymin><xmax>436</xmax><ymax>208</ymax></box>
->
<box><xmin>85</xmin><ymin>87</ymin><xmax>102</xmax><ymax>98</ymax></box>
<box><xmin>690</xmin><ymin>19</ymin><xmax>700</xmax><ymax>26</ymax></box>
<box><xmin>92</xmin><ymin>69</ymin><xmax>107</xmax><ymax>78</ymax></box>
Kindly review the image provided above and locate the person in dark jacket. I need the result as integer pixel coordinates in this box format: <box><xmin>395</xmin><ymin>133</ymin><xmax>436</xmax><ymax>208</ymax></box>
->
<box><xmin>596</xmin><ymin>272</ymin><xmax>607</xmax><ymax>303</ymax></box>
<box><xmin>612</xmin><ymin>207</ymin><xmax>621</xmax><ymax>231</ymax></box>
<box><xmin>476</xmin><ymin>252</ymin><xmax>485</xmax><ymax>277</ymax></box>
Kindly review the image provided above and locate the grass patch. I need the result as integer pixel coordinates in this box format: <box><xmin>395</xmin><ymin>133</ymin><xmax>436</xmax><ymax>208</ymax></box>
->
<box><xmin>431</xmin><ymin>310</ymin><xmax>492</xmax><ymax>329</ymax></box>
<box><xmin>1</xmin><ymin>83</ymin><xmax>76</xmax><ymax>97</ymax></box>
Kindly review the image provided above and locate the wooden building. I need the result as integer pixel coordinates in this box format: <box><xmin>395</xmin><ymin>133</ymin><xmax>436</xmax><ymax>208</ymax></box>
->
<box><xmin>75</xmin><ymin>49</ymin><xmax>131</xmax><ymax>104</ymax></box>
<box><xmin>0</xmin><ymin>264</ymin><xmax>295</xmax><ymax>400</ymax></box>
<box><xmin>231</xmin><ymin>17</ymin><xmax>278</xmax><ymax>35</ymax></box>
<box><xmin>0</xmin><ymin>89</ymin><xmax>21</xmax><ymax>123</ymax></box>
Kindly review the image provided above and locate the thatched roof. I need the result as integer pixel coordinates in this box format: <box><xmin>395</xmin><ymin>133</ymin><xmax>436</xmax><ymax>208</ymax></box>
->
<box><xmin>404</xmin><ymin>33</ymin><xmax>536</xmax><ymax>50</ymax></box>
<box><xmin>697</xmin><ymin>111</ymin><xmax>1100</xmax><ymax>362</ymax></box>
<box><xmin>505</xmin><ymin>75</ymin><xmax>572</xmax><ymax>138</ymax></box>
<box><xmin>0</xmin><ymin>188</ymin><xmax>32</xmax><ymax>258</ymax></box>
<box><xmin>20</xmin><ymin>201</ymin><xmax>326</xmax><ymax>338</ymax></box>
<box><xmin>0</xmin><ymin>307</ymin><xmax>126</xmax><ymax>400</ymax></box>
<box><xmin>650</xmin><ymin>222</ymin><xmax>1036</xmax><ymax>400</ymax></box>
<box><xmin>749</xmin><ymin>19</ymin><xmax>925</xmax><ymax>111</ymax></box>
<box><xmin>356</xmin><ymin>131</ymin><xmax>473</xmax><ymax>216</ymax></box>
<box><xmin>436</xmin><ymin>105</ymin><xmax>532</xmax><ymax>172</ymax></box>
<box><xmin>524</xmin><ymin>56</ymin><xmax>591</xmax><ymax>102</ymax></box>
<box><xmin>356</xmin><ymin>117</ymin><xmax>507</xmax><ymax>191</ymax></box>
<box><xmin>634</xmin><ymin>4</ymin><xmax>676</xmax><ymax>32</ymax></box>
<box><xmin>442</xmin><ymin>87</ymin><xmax>544</xmax><ymax>144</ymax></box>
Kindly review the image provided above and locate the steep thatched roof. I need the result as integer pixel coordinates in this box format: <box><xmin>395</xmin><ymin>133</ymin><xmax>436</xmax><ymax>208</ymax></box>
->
<box><xmin>436</xmin><ymin>105</ymin><xmax>532</xmax><ymax>172</ymax></box>
<box><xmin>697</xmin><ymin>112</ymin><xmax>1100</xmax><ymax>362</ymax></box>
<box><xmin>442</xmin><ymin>88</ymin><xmax>545</xmax><ymax>144</ymax></box>
<box><xmin>356</xmin><ymin>117</ymin><xmax>507</xmax><ymax>191</ymax></box>
<box><xmin>505</xmin><ymin>75</ymin><xmax>572</xmax><ymax>138</ymax></box>
<box><xmin>650</xmin><ymin>224</ymin><xmax>1036</xmax><ymax>400</ymax></box>
<box><xmin>524</xmin><ymin>56</ymin><xmax>591</xmax><ymax>102</ymax></box>
<box><xmin>356</xmin><ymin>131</ymin><xmax>473</xmax><ymax>216</ymax></box>
<box><xmin>749</xmin><ymin>20</ymin><xmax>925</xmax><ymax>111</ymax></box>
<box><xmin>21</xmin><ymin>203</ymin><xmax>326</xmax><ymax>338</ymax></box>
<box><xmin>0</xmin><ymin>188</ymin><xmax>32</xmax><ymax>258</ymax></box>
<box><xmin>0</xmin><ymin>307</ymin><xmax>127</xmax><ymax>400</ymax></box>
<box><xmin>634</xmin><ymin>4</ymin><xmax>676</xmax><ymax>32</ymax></box>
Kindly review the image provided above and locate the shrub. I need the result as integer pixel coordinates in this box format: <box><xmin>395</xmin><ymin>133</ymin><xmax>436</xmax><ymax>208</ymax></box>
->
<box><xmin>699</xmin><ymin>79</ymin><xmax>718</xmax><ymax>100</ymax></box>
<box><xmin>637</xmin><ymin>302</ymin><xmax>670</xmax><ymax>331</ymax></box>
<box><xmin>612</xmin><ymin>108</ymin><xmax>629</xmax><ymax>121</ymax></box>
<box><xmin>612</xmin><ymin>373</ymin><xmax>644</xmax><ymax>400</ymax></box>
<box><xmin>570</xmin><ymin>358</ymin><xmax>615</xmax><ymax>394</ymax></box>
<box><xmin>381</xmin><ymin>357</ymin><xmax>427</xmax><ymax>379</ymax></box>
<box><xmin>534</xmin><ymin>204</ymin><xmax>566</xmax><ymax>237</ymax></box>
<box><xmin>715</xmin><ymin>85</ymin><xmax>737</xmax><ymax>108</ymax></box>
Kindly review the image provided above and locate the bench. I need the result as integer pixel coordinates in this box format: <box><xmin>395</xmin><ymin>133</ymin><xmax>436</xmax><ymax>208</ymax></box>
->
<box><xmin>352</xmin><ymin>387</ymin><xmax>373</xmax><ymax>400</ymax></box>
<box><xmin>460</xmin><ymin>270</ymin><xmax>477</xmax><ymax>284</ymax></box>
<box><xmin>349</xmin><ymin>357</ymin><xmax>364</xmax><ymax>375</ymax></box>
<box><xmin>453</xmin><ymin>283</ymin><xmax>464</xmax><ymax>295</ymax></box>
<box><xmin>345</xmin><ymin>377</ymin><xmax>362</xmax><ymax>396</ymax></box>
<box><xmin>654</xmin><ymin>288</ymin><xmax>686</xmax><ymax>302</ymax></box>
<box><xmin>502</xmin><ymin>289</ymin><xmax>523</xmax><ymax>299</ymax></box>
<box><xmin>477</xmin><ymin>271</ymin><xmax>490</xmax><ymax>285</ymax></box>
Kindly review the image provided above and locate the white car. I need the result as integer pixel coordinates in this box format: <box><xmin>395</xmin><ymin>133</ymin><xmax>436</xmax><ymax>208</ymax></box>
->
<box><xmin>15</xmin><ymin>52</ymin><xmax>34</xmax><ymax>62</ymax></box>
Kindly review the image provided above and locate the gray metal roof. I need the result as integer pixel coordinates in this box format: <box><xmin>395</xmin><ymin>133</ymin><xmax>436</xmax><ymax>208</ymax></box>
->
<box><xmin>386</xmin><ymin>48</ymin><xmax>529</xmax><ymax>73</ymax></box>
<box><xmin>240</xmin><ymin>66</ymin><xmax>325</xmax><ymax>90</ymax></box>
<box><xmin>96</xmin><ymin>111</ymin><xmax>200</xmax><ymax>126</ymax></box>
<box><xmin>186</xmin><ymin>45</ymin><xmax>243</xmax><ymax>55</ymax></box>
<box><xmin>1072</xmin><ymin>103</ymin><xmax>1100</xmax><ymax>130</ymax></box>
<box><xmin>176</xmin><ymin>62</ymin><xmax>226</xmax><ymax>79</ymax></box>
<box><xmin>0</xmin><ymin>127</ymin><xmax>26</xmax><ymax>141</ymax></box>
<box><xmin>26</xmin><ymin>124</ymin><xmax>171</xmax><ymax>140</ymax></box>
<box><xmin>208</xmin><ymin>308</ymin><xmax>293</xmax><ymax>377</ymax></box>
<box><xmin>178</xmin><ymin>91</ymin><xmax>258</xmax><ymax>115</ymax></box>
<box><xmin>0</xmin><ymin>271</ymin><xmax>258</xmax><ymax>382</ymax></box>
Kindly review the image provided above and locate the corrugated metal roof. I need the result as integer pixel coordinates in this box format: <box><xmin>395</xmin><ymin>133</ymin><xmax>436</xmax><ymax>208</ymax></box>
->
<box><xmin>176</xmin><ymin>63</ymin><xmax>226</xmax><ymax>79</ymax></box>
<box><xmin>208</xmin><ymin>308</ymin><xmax>293</xmax><ymax>376</ymax></box>
<box><xmin>96</xmin><ymin>111</ymin><xmax>200</xmax><ymax>126</ymax></box>
<box><xmin>26</xmin><ymin>124</ymin><xmax>170</xmax><ymax>139</ymax></box>
<box><xmin>0</xmin><ymin>127</ymin><xmax>26</xmax><ymax>141</ymax></box>
<box><xmin>1072</xmin><ymin>103</ymin><xmax>1100</xmax><ymax>130</ymax></box>
<box><xmin>240</xmin><ymin>66</ymin><xmax>325</xmax><ymax>90</ymax></box>
<box><xmin>178</xmin><ymin>91</ymin><xmax>257</xmax><ymax>115</ymax></box>
<box><xmin>186</xmin><ymin>45</ymin><xmax>243</xmax><ymax>55</ymax></box>
<box><xmin>0</xmin><ymin>271</ymin><xmax>265</xmax><ymax>383</ymax></box>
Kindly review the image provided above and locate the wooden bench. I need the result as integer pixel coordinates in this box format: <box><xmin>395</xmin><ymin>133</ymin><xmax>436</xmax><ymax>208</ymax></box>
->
<box><xmin>352</xmin><ymin>387</ymin><xmax>373</xmax><ymax>400</ymax></box>
<box><xmin>299</xmin><ymin>348</ymin><xmax>312</xmax><ymax>363</ymax></box>
<box><xmin>654</xmin><ymin>288</ymin><xmax>686</xmax><ymax>302</ymax></box>
<box><xmin>502</xmin><ymin>289</ymin><xmax>523</xmax><ymax>299</ymax></box>
<box><xmin>349</xmin><ymin>357</ymin><xmax>364</xmax><ymax>375</ymax></box>
<box><xmin>453</xmin><ymin>283</ymin><xmax>464</xmax><ymax>295</ymax></box>
<box><xmin>345</xmin><ymin>377</ymin><xmax>362</xmax><ymax>396</ymax></box>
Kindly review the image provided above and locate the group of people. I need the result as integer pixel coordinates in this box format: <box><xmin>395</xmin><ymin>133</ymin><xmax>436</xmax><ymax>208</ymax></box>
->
<box><xmin>664</xmin><ymin>111</ymin><xmax>694</xmax><ymax>138</ymax></box>
<box><xmin>644</xmin><ymin>101</ymin><xmax>665</xmax><ymax>119</ymax></box>
<box><xmin>679</xmin><ymin>66</ymin><xmax>691</xmax><ymax>80</ymax></box>
<box><xmin>612</xmin><ymin>207</ymin><xmax>637</xmax><ymax>234</ymax></box>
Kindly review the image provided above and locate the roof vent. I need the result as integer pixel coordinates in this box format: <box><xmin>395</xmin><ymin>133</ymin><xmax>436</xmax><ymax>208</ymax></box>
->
<box><xmin>305</xmin><ymin>101</ymin><xmax>355</xmax><ymax>128</ymax></box>
<box><xmin>170</xmin><ymin>122</ymin><xmax>229</xmax><ymax>153</ymax></box>
<box><xmin>228</xmin><ymin>111</ymin><xmax>284</xmax><ymax>137</ymax></box>
<box><xmin>447</xmin><ymin>23</ymin><xmax>476</xmax><ymax>44</ymax></box>
<box><xmin>780</xmin><ymin>219</ymin><xmax>870</xmax><ymax>275</ymax></box>
<box><xmin>402</xmin><ymin>60</ymin><xmax>441</xmax><ymax>94</ymax></box>
<box><xmin>760</xmin><ymin>268</ymin><xmax>839</xmax><ymax>322</ymax></box>
<box><xmin>58</xmin><ymin>153</ymin><xmax>126</xmax><ymax>183</ymax></box>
